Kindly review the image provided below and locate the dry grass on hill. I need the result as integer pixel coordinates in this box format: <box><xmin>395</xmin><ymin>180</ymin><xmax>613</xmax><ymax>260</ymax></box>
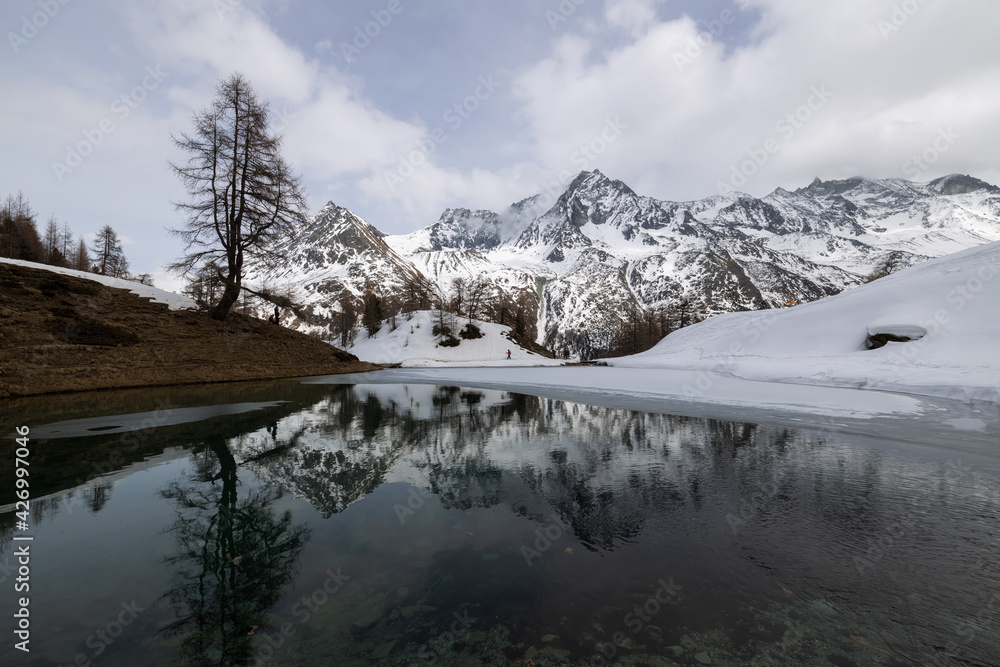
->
<box><xmin>0</xmin><ymin>262</ymin><xmax>378</xmax><ymax>398</ymax></box>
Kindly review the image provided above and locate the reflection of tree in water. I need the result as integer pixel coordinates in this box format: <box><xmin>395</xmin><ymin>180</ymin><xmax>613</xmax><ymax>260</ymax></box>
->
<box><xmin>158</xmin><ymin>434</ymin><xmax>309</xmax><ymax>666</ymax></box>
<box><xmin>82</xmin><ymin>481</ymin><xmax>113</xmax><ymax>513</ymax></box>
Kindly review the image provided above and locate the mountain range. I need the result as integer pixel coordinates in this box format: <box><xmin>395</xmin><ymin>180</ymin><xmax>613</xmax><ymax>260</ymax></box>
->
<box><xmin>248</xmin><ymin>170</ymin><xmax>1000</xmax><ymax>351</ymax></box>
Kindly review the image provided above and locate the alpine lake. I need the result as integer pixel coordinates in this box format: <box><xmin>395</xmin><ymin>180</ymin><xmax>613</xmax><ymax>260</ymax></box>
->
<box><xmin>2</xmin><ymin>372</ymin><xmax>999</xmax><ymax>667</ymax></box>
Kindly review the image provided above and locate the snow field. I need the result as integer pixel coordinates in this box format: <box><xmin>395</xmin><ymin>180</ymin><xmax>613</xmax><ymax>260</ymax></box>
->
<box><xmin>347</xmin><ymin>310</ymin><xmax>563</xmax><ymax>367</ymax></box>
<box><xmin>609</xmin><ymin>241</ymin><xmax>1000</xmax><ymax>403</ymax></box>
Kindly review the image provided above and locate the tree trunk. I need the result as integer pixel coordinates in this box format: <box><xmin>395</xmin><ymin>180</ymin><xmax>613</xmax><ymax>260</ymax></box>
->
<box><xmin>211</xmin><ymin>272</ymin><xmax>241</xmax><ymax>320</ymax></box>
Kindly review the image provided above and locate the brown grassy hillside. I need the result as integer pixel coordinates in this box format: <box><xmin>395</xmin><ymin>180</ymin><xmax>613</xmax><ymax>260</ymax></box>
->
<box><xmin>0</xmin><ymin>262</ymin><xmax>378</xmax><ymax>397</ymax></box>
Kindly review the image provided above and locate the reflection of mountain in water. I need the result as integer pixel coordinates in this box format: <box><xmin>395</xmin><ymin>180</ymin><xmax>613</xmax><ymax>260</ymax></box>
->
<box><xmin>236</xmin><ymin>384</ymin><xmax>832</xmax><ymax>551</ymax></box>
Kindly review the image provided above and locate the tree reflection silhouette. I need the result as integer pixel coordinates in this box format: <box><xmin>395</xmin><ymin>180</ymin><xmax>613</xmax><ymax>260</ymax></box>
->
<box><xmin>158</xmin><ymin>434</ymin><xmax>309</xmax><ymax>666</ymax></box>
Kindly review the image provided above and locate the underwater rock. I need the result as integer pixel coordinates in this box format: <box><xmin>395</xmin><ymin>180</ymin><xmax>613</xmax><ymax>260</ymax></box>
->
<box><xmin>679</xmin><ymin>634</ymin><xmax>698</xmax><ymax>652</ymax></box>
<box><xmin>806</xmin><ymin>599</ymin><xmax>836</xmax><ymax>616</ymax></box>
<box><xmin>352</xmin><ymin>594</ymin><xmax>385</xmax><ymax>628</ymax></box>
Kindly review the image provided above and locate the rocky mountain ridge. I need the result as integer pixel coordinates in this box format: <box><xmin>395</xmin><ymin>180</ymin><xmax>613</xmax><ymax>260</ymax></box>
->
<box><xmin>249</xmin><ymin>171</ymin><xmax>1000</xmax><ymax>351</ymax></box>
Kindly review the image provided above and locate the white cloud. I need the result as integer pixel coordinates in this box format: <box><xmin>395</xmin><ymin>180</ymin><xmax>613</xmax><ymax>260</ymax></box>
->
<box><xmin>281</xmin><ymin>82</ymin><xmax>426</xmax><ymax>180</ymax></box>
<box><xmin>511</xmin><ymin>0</ymin><xmax>1000</xmax><ymax>200</ymax></box>
<box><xmin>358</xmin><ymin>160</ymin><xmax>533</xmax><ymax>225</ymax></box>
<box><xmin>129</xmin><ymin>0</ymin><xmax>316</xmax><ymax>103</ymax></box>
<box><xmin>124</xmin><ymin>0</ymin><xmax>448</xmax><ymax>209</ymax></box>
<box><xmin>604</xmin><ymin>0</ymin><xmax>661</xmax><ymax>33</ymax></box>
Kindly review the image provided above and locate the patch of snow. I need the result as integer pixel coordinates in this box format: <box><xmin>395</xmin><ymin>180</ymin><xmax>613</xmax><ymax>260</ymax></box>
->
<box><xmin>346</xmin><ymin>310</ymin><xmax>563</xmax><ymax>367</ymax></box>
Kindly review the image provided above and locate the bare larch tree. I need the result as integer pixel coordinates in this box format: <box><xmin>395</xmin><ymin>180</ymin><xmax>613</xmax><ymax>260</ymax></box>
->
<box><xmin>169</xmin><ymin>72</ymin><xmax>307</xmax><ymax>320</ymax></box>
<box><xmin>90</xmin><ymin>224</ymin><xmax>129</xmax><ymax>277</ymax></box>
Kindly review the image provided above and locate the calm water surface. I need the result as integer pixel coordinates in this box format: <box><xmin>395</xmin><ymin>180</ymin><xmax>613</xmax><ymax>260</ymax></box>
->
<box><xmin>1</xmin><ymin>379</ymin><xmax>998</xmax><ymax>666</ymax></box>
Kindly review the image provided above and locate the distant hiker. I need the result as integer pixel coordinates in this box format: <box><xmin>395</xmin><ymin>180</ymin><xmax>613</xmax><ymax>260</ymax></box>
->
<box><xmin>272</xmin><ymin>306</ymin><xmax>280</xmax><ymax>325</ymax></box>
<box><xmin>507</xmin><ymin>349</ymin><xmax>512</xmax><ymax>360</ymax></box>
<box><xmin>562</xmin><ymin>348</ymin><xmax>569</xmax><ymax>360</ymax></box>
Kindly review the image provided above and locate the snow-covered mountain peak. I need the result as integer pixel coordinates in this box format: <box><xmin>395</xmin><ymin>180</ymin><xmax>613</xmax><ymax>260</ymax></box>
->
<box><xmin>256</xmin><ymin>171</ymin><xmax>1000</xmax><ymax>353</ymax></box>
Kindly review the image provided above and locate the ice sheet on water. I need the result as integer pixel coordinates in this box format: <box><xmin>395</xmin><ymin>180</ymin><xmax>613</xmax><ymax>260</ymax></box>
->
<box><xmin>23</xmin><ymin>401</ymin><xmax>286</xmax><ymax>439</ymax></box>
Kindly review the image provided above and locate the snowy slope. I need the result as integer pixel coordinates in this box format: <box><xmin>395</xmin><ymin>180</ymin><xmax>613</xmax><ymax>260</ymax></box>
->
<box><xmin>609</xmin><ymin>241</ymin><xmax>1000</xmax><ymax>402</ymax></box>
<box><xmin>0</xmin><ymin>257</ymin><xmax>196</xmax><ymax>311</ymax></box>
<box><xmin>346</xmin><ymin>310</ymin><xmax>562</xmax><ymax>367</ymax></box>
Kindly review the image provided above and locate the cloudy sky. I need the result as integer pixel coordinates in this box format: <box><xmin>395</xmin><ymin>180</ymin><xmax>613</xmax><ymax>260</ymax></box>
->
<box><xmin>3</xmin><ymin>0</ymin><xmax>999</xmax><ymax>286</ymax></box>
